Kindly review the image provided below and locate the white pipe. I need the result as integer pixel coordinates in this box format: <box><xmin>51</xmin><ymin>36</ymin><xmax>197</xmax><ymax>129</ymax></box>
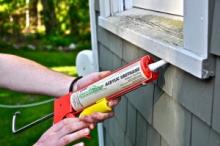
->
<box><xmin>89</xmin><ymin>0</ymin><xmax>105</xmax><ymax>146</ymax></box>
<box><xmin>149</xmin><ymin>60</ymin><xmax>167</xmax><ymax>71</ymax></box>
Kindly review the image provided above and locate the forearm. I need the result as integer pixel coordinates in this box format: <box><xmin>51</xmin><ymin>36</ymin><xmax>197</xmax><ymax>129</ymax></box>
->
<box><xmin>0</xmin><ymin>54</ymin><xmax>74</xmax><ymax>97</ymax></box>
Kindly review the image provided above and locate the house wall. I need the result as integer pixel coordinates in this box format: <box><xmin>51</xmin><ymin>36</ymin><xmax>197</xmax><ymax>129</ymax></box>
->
<box><xmin>93</xmin><ymin>0</ymin><xmax>220</xmax><ymax>146</ymax></box>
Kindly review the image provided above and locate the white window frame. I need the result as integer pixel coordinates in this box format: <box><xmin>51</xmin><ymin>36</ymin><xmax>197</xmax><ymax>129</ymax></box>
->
<box><xmin>98</xmin><ymin>0</ymin><xmax>213</xmax><ymax>79</ymax></box>
<box><xmin>133</xmin><ymin>0</ymin><xmax>183</xmax><ymax>16</ymax></box>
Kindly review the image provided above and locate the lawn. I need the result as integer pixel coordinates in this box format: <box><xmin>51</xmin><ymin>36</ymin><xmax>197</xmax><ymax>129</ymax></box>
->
<box><xmin>0</xmin><ymin>48</ymin><xmax>98</xmax><ymax>146</ymax></box>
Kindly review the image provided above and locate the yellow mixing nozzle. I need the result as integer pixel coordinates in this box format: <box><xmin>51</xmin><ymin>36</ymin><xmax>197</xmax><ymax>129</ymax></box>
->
<box><xmin>79</xmin><ymin>98</ymin><xmax>112</xmax><ymax>118</ymax></box>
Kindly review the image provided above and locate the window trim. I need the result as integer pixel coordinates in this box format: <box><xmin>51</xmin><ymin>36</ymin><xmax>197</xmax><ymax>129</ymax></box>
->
<box><xmin>132</xmin><ymin>0</ymin><xmax>183</xmax><ymax>16</ymax></box>
<box><xmin>98</xmin><ymin>0</ymin><xmax>213</xmax><ymax>79</ymax></box>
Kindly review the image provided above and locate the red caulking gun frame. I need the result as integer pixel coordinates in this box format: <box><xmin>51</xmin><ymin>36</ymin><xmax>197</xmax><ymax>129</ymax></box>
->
<box><xmin>54</xmin><ymin>55</ymin><xmax>167</xmax><ymax>123</ymax></box>
<box><xmin>12</xmin><ymin>55</ymin><xmax>167</xmax><ymax>133</ymax></box>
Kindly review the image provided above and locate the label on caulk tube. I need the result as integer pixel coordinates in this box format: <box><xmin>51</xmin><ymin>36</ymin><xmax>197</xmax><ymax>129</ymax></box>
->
<box><xmin>70</xmin><ymin>60</ymin><xmax>148</xmax><ymax>111</ymax></box>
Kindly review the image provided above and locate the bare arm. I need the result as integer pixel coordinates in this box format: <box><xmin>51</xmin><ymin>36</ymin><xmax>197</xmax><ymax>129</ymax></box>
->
<box><xmin>0</xmin><ymin>53</ymin><xmax>121</xmax><ymax>146</ymax></box>
<box><xmin>0</xmin><ymin>53</ymin><xmax>74</xmax><ymax>97</ymax></box>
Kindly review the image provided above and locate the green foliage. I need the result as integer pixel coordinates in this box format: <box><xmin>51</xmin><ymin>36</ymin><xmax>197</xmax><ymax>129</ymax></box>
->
<box><xmin>0</xmin><ymin>0</ymin><xmax>91</xmax><ymax>48</ymax></box>
<box><xmin>0</xmin><ymin>0</ymin><xmax>26</xmax><ymax>36</ymax></box>
<box><xmin>0</xmin><ymin>39</ymin><xmax>14</xmax><ymax>49</ymax></box>
<box><xmin>0</xmin><ymin>3</ymin><xmax>93</xmax><ymax>144</ymax></box>
<box><xmin>42</xmin><ymin>35</ymin><xmax>74</xmax><ymax>47</ymax></box>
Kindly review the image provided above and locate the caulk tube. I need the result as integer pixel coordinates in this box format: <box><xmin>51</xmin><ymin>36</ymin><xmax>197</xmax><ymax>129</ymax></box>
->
<box><xmin>70</xmin><ymin>56</ymin><xmax>153</xmax><ymax>111</ymax></box>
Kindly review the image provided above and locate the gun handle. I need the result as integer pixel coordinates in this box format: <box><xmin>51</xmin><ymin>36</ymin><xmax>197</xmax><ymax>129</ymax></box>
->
<box><xmin>79</xmin><ymin>98</ymin><xmax>112</xmax><ymax>118</ymax></box>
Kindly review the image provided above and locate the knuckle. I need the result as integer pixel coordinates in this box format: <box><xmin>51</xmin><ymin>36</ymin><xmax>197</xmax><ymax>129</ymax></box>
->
<box><xmin>60</xmin><ymin>137</ymin><xmax>70</xmax><ymax>145</ymax></box>
<box><xmin>43</xmin><ymin>133</ymin><xmax>52</xmax><ymax>140</ymax></box>
<box><xmin>94</xmin><ymin>112</ymin><xmax>105</xmax><ymax>120</ymax></box>
<box><xmin>65</xmin><ymin>124</ymin><xmax>75</xmax><ymax>132</ymax></box>
<box><xmin>98</xmin><ymin>113</ymin><xmax>105</xmax><ymax>119</ymax></box>
<box><xmin>62</xmin><ymin>118</ymin><xmax>70</xmax><ymax>125</ymax></box>
<box><xmin>62</xmin><ymin>118</ymin><xmax>78</xmax><ymax>127</ymax></box>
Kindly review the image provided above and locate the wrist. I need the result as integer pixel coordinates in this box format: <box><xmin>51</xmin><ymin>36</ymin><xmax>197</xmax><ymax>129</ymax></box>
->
<box><xmin>33</xmin><ymin>139</ymin><xmax>44</xmax><ymax>146</ymax></box>
<box><xmin>33</xmin><ymin>142</ymin><xmax>39</xmax><ymax>146</ymax></box>
<box><xmin>69</xmin><ymin>76</ymin><xmax>82</xmax><ymax>92</ymax></box>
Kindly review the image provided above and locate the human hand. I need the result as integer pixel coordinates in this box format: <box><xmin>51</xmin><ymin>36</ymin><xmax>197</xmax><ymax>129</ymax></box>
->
<box><xmin>35</xmin><ymin>72</ymin><xmax>121</xmax><ymax>146</ymax></box>
<box><xmin>75</xmin><ymin>71</ymin><xmax>121</xmax><ymax>123</ymax></box>
<box><xmin>34</xmin><ymin>118</ymin><xmax>91</xmax><ymax>146</ymax></box>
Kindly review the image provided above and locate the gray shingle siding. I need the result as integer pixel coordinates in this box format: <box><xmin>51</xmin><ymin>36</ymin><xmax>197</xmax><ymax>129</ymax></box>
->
<box><xmin>213</xmin><ymin>58</ymin><xmax>220</xmax><ymax>134</ymax></box>
<box><xmin>161</xmin><ymin>138</ymin><xmax>170</xmax><ymax>146</ymax></box>
<box><xmin>114</xmin><ymin>96</ymin><xmax>127</xmax><ymax>132</ymax></box>
<box><xmin>98</xmin><ymin>27</ymin><xmax>123</xmax><ymax>58</ymax></box>
<box><xmin>147</xmin><ymin>126</ymin><xmax>161</xmax><ymax>146</ymax></box>
<box><xmin>98</xmin><ymin>31</ymin><xmax>220</xmax><ymax>146</ymax></box>
<box><xmin>94</xmin><ymin>0</ymin><xmax>220</xmax><ymax>145</ymax></box>
<box><xmin>126</xmin><ymin>84</ymin><xmax>154</xmax><ymax>124</ymax></box>
<box><xmin>125</xmin><ymin>136</ymin><xmax>134</xmax><ymax>146</ymax></box>
<box><xmin>126</xmin><ymin>101</ymin><xmax>137</xmax><ymax>145</ymax></box>
<box><xmin>172</xmin><ymin>69</ymin><xmax>214</xmax><ymax>125</ymax></box>
<box><xmin>210</xmin><ymin>0</ymin><xmax>220</xmax><ymax>56</ymax></box>
<box><xmin>104</xmin><ymin>130</ymin><xmax>114</xmax><ymax>146</ymax></box>
<box><xmin>191</xmin><ymin>116</ymin><xmax>220</xmax><ymax>146</ymax></box>
<box><xmin>136</xmin><ymin>114</ymin><xmax>148</xmax><ymax>146</ymax></box>
<box><xmin>153</xmin><ymin>93</ymin><xmax>191</xmax><ymax>146</ymax></box>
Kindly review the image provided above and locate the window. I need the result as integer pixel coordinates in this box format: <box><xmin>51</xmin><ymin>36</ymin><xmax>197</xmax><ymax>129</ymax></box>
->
<box><xmin>133</xmin><ymin>0</ymin><xmax>183</xmax><ymax>16</ymax></box>
<box><xmin>98</xmin><ymin>0</ymin><xmax>213</xmax><ymax>79</ymax></box>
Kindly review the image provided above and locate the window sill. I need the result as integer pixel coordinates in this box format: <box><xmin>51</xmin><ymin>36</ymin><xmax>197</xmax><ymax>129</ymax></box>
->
<box><xmin>98</xmin><ymin>8</ymin><xmax>212</xmax><ymax>78</ymax></box>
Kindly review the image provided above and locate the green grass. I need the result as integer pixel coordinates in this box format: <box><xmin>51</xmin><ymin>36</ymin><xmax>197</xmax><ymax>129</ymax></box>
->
<box><xmin>0</xmin><ymin>48</ymin><xmax>98</xmax><ymax>146</ymax></box>
<box><xmin>0</xmin><ymin>48</ymin><xmax>77</xmax><ymax>67</ymax></box>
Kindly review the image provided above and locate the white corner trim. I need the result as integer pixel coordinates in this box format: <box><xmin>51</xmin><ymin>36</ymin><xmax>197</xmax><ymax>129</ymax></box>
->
<box><xmin>89</xmin><ymin>1</ymin><xmax>104</xmax><ymax>145</ymax></box>
<box><xmin>89</xmin><ymin>0</ymin><xmax>99</xmax><ymax>71</ymax></box>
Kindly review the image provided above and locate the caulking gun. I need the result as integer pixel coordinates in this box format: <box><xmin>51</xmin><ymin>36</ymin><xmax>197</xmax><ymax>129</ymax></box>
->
<box><xmin>54</xmin><ymin>55</ymin><xmax>167</xmax><ymax>123</ymax></box>
<box><xmin>12</xmin><ymin>55</ymin><xmax>167</xmax><ymax>133</ymax></box>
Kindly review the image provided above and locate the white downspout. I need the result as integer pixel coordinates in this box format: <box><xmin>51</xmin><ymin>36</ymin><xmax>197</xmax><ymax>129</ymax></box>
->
<box><xmin>89</xmin><ymin>0</ymin><xmax>105</xmax><ymax>146</ymax></box>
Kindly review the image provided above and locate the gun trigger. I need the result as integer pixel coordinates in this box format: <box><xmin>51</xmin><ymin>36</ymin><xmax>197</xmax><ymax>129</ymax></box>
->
<box><xmin>79</xmin><ymin>98</ymin><xmax>112</xmax><ymax>118</ymax></box>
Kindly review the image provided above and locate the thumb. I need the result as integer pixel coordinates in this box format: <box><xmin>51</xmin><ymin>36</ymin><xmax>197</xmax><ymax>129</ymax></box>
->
<box><xmin>99</xmin><ymin>71</ymin><xmax>111</xmax><ymax>78</ymax></box>
<box><xmin>77</xmin><ymin>71</ymin><xmax>111</xmax><ymax>89</ymax></box>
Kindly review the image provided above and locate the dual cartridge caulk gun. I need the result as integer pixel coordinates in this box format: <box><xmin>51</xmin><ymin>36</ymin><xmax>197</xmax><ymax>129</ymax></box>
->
<box><xmin>12</xmin><ymin>55</ymin><xmax>167</xmax><ymax>133</ymax></box>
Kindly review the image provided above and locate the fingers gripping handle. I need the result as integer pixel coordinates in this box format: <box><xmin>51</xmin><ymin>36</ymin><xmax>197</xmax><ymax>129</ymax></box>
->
<box><xmin>54</xmin><ymin>94</ymin><xmax>112</xmax><ymax>123</ymax></box>
<box><xmin>54</xmin><ymin>95</ymin><xmax>111</xmax><ymax>139</ymax></box>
